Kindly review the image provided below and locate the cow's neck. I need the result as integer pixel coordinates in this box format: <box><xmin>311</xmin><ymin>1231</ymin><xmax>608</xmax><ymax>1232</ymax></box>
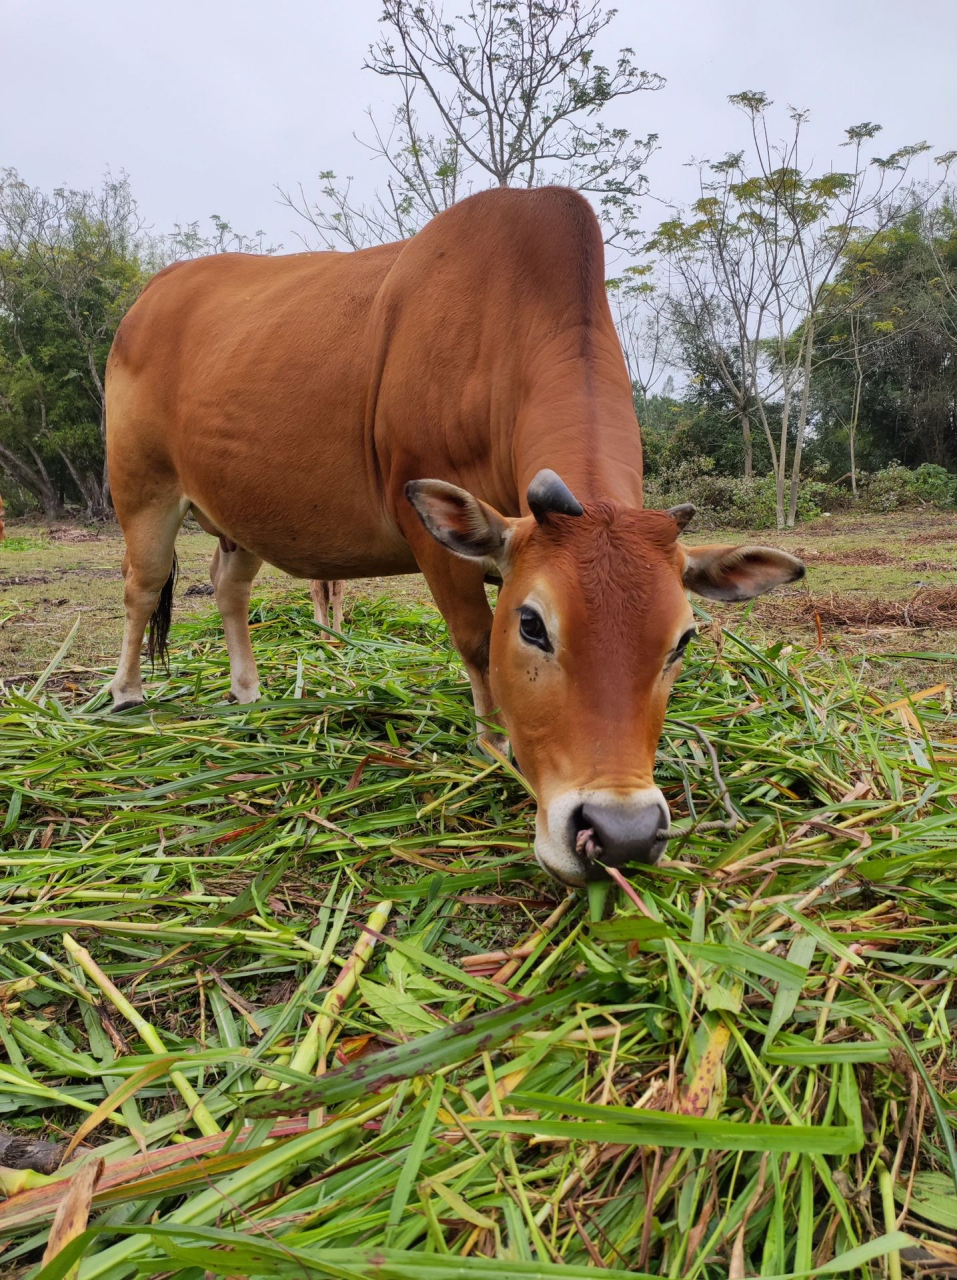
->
<box><xmin>512</xmin><ymin>337</ymin><xmax>645</xmax><ymax>512</ymax></box>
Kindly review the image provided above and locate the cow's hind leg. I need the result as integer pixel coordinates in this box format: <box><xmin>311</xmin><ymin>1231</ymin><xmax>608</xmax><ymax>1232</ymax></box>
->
<box><xmin>210</xmin><ymin>542</ymin><xmax>264</xmax><ymax>703</ymax></box>
<box><xmin>310</xmin><ymin>580</ymin><xmax>345</xmax><ymax>632</ymax></box>
<box><xmin>330</xmin><ymin>580</ymin><xmax>344</xmax><ymax>632</ymax></box>
<box><xmin>111</xmin><ymin>498</ymin><xmax>188</xmax><ymax>710</ymax></box>
<box><xmin>310</xmin><ymin>580</ymin><xmax>329</xmax><ymax>626</ymax></box>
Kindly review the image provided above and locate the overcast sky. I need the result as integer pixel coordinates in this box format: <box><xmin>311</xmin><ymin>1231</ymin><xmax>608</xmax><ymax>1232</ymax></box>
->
<box><xmin>6</xmin><ymin>0</ymin><xmax>956</xmax><ymax>252</ymax></box>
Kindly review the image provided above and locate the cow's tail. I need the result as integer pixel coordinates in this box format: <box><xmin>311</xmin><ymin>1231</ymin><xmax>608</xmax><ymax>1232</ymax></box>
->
<box><xmin>147</xmin><ymin>554</ymin><xmax>178</xmax><ymax>670</ymax></box>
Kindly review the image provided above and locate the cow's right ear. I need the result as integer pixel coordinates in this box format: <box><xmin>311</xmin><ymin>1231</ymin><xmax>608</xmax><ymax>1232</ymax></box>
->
<box><xmin>406</xmin><ymin>480</ymin><xmax>512</xmax><ymax>567</ymax></box>
<box><xmin>681</xmin><ymin>543</ymin><xmax>805</xmax><ymax>601</ymax></box>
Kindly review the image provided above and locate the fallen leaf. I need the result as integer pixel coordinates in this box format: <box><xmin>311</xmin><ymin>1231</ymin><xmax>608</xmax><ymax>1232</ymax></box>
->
<box><xmin>41</xmin><ymin>1157</ymin><xmax>104</xmax><ymax>1276</ymax></box>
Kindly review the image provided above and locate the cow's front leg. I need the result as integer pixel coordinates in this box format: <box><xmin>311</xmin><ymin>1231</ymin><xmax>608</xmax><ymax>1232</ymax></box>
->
<box><xmin>210</xmin><ymin>542</ymin><xmax>264</xmax><ymax>703</ymax></box>
<box><xmin>458</xmin><ymin>615</ymin><xmax>509</xmax><ymax>761</ymax></box>
<box><xmin>401</xmin><ymin>521</ymin><xmax>508</xmax><ymax>757</ymax></box>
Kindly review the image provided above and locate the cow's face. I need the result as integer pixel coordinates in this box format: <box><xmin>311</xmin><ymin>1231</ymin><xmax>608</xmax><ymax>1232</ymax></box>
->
<box><xmin>408</xmin><ymin>472</ymin><xmax>804</xmax><ymax>886</ymax></box>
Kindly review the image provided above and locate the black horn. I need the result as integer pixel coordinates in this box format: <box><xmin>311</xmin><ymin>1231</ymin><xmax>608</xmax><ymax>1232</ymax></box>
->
<box><xmin>667</xmin><ymin>503</ymin><xmax>696</xmax><ymax>532</ymax></box>
<box><xmin>527</xmin><ymin>470</ymin><xmax>583</xmax><ymax>523</ymax></box>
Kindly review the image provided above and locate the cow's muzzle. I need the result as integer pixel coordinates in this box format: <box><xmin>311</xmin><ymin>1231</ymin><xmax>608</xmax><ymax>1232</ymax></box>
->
<box><xmin>574</xmin><ymin>797</ymin><xmax>670</xmax><ymax>869</ymax></box>
<box><xmin>534</xmin><ymin>788</ymin><xmax>671</xmax><ymax>886</ymax></box>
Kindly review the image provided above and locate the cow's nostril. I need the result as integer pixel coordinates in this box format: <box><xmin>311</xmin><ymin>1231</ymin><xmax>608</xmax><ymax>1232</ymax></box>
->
<box><xmin>571</xmin><ymin>806</ymin><xmax>602</xmax><ymax>861</ymax></box>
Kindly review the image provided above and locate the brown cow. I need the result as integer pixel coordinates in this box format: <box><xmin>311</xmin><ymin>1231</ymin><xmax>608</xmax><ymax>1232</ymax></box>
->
<box><xmin>106</xmin><ymin>186</ymin><xmax>803</xmax><ymax>885</ymax></box>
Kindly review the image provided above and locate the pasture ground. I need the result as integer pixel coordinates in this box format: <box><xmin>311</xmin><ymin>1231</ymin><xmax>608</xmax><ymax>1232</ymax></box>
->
<box><xmin>2</xmin><ymin>509</ymin><xmax>957</xmax><ymax>692</ymax></box>
<box><xmin>0</xmin><ymin>511</ymin><xmax>956</xmax><ymax>1278</ymax></box>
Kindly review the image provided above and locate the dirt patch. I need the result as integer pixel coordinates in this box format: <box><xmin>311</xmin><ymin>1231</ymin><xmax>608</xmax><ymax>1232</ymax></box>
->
<box><xmin>795</xmin><ymin>547</ymin><xmax>899</xmax><ymax>566</ymax></box>
<box><xmin>792</xmin><ymin>547</ymin><xmax>956</xmax><ymax>570</ymax></box>
<box><xmin>47</xmin><ymin>525</ymin><xmax>103</xmax><ymax>543</ymax></box>
<box><xmin>912</xmin><ymin>560</ymin><xmax>954</xmax><ymax>573</ymax></box>
<box><xmin>0</xmin><ymin>573</ymin><xmax>53</xmax><ymax>588</ymax></box>
<box><xmin>787</xmin><ymin>517</ymin><xmax>890</xmax><ymax>537</ymax></box>
<box><xmin>185</xmin><ymin>582</ymin><xmax>215</xmax><ymax>597</ymax></box>
<box><xmin>783</xmin><ymin>509</ymin><xmax>957</xmax><ymax>539</ymax></box>
<box><xmin>905</xmin><ymin>531</ymin><xmax>957</xmax><ymax>546</ymax></box>
<box><xmin>0</xmin><ymin>567</ymin><xmax>118</xmax><ymax>589</ymax></box>
<box><xmin>64</xmin><ymin>566</ymin><xmax>118</xmax><ymax>580</ymax></box>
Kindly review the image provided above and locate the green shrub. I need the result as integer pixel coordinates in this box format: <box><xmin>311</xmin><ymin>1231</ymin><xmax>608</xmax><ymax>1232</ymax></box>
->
<box><xmin>644</xmin><ymin>461</ymin><xmax>845</xmax><ymax>529</ymax></box>
<box><xmin>0</xmin><ymin>482</ymin><xmax>41</xmax><ymax>519</ymax></box>
<box><xmin>906</xmin><ymin>463</ymin><xmax>957</xmax><ymax>505</ymax></box>
<box><xmin>0</xmin><ymin>533</ymin><xmax>48</xmax><ymax>552</ymax></box>
<box><xmin>858</xmin><ymin>463</ymin><xmax>957</xmax><ymax>511</ymax></box>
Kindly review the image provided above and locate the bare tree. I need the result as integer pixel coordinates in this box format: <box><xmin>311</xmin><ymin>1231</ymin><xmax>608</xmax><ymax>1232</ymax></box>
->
<box><xmin>649</xmin><ymin>93</ymin><xmax>953</xmax><ymax>527</ymax></box>
<box><xmin>666</xmin><ymin>287</ymin><xmax>761</xmax><ymax>481</ymax></box>
<box><xmin>281</xmin><ymin>0</ymin><xmax>663</xmax><ymax>249</ymax></box>
<box><xmin>605</xmin><ymin>264</ymin><xmax>677</xmax><ymax>408</ymax></box>
<box><xmin>837</xmin><ymin>303</ymin><xmax>865</xmax><ymax>498</ymax></box>
<box><xmin>166</xmin><ymin>214</ymin><xmax>280</xmax><ymax>261</ymax></box>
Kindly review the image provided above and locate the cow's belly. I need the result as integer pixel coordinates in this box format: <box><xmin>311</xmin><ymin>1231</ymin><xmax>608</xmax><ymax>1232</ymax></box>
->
<box><xmin>180</xmin><ymin>423</ymin><xmax>416</xmax><ymax>580</ymax></box>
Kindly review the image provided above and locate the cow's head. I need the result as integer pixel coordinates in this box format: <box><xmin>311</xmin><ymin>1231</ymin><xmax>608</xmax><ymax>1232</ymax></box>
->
<box><xmin>407</xmin><ymin>471</ymin><xmax>804</xmax><ymax>886</ymax></box>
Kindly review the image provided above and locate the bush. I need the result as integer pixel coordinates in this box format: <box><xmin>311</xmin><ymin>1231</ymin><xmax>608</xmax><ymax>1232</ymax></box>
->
<box><xmin>644</xmin><ymin>459</ymin><xmax>845</xmax><ymax>529</ymax></box>
<box><xmin>858</xmin><ymin>463</ymin><xmax>957</xmax><ymax>512</ymax></box>
<box><xmin>0</xmin><ymin>481</ymin><xmax>41</xmax><ymax>519</ymax></box>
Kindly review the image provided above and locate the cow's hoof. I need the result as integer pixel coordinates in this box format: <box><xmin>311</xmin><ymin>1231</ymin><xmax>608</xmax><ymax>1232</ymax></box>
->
<box><xmin>111</xmin><ymin>699</ymin><xmax>143</xmax><ymax>713</ymax></box>
<box><xmin>225</xmin><ymin>688</ymin><xmax>260</xmax><ymax>704</ymax></box>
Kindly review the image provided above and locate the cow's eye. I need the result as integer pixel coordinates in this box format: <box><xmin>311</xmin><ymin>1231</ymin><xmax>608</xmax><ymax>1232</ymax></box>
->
<box><xmin>519</xmin><ymin>606</ymin><xmax>551</xmax><ymax>653</ymax></box>
<box><xmin>669</xmin><ymin>627</ymin><xmax>696</xmax><ymax>665</ymax></box>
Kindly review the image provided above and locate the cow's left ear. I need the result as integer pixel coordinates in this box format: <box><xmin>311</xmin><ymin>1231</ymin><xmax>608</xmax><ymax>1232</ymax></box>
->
<box><xmin>405</xmin><ymin>479</ymin><xmax>514</xmax><ymax>568</ymax></box>
<box><xmin>681</xmin><ymin>544</ymin><xmax>805</xmax><ymax>602</ymax></box>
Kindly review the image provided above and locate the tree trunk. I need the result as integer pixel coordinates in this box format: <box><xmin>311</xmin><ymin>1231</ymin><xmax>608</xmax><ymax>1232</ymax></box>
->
<box><xmin>100</xmin><ymin>447</ymin><xmax>112</xmax><ymax>516</ymax></box>
<box><xmin>0</xmin><ymin>442</ymin><xmax>62</xmax><ymax>518</ymax></box>
<box><xmin>753</xmin><ymin>398</ymin><xmax>782</xmax><ymax>526</ymax></box>
<box><xmin>776</xmin><ymin>393</ymin><xmax>790</xmax><ymax>531</ymax></box>
<box><xmin>741</xmin><ymin>412</ymin><xmax>752</xmax><ymax>479</ymax></box>
<box><xmin>786</xmin><ymin>324</ymin><xmax>816</xmax><ymax>528</ymax></box>
<box><xmin>849</xmin><ymin>318</ymin><xmax>863</xmax><ymax>500</ymax></box>
<box><xmin>56</xmin><ymin>447</ymin><xmax>107</xmax><ymax>518</ymax></box>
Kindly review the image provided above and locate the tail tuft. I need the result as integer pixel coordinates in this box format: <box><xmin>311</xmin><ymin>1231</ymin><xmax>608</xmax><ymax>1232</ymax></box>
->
<box><xmin>147</xmin><ymin>554</ymin><xmax>178</xmax><ymax>670</ymax></box>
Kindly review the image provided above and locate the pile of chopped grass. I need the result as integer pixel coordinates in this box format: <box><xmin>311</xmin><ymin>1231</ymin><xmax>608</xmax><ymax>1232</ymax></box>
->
<box><xmin>0</xmin><ymin>594</ymin><xmax>956</xmax><ymax>1278</ymax></box>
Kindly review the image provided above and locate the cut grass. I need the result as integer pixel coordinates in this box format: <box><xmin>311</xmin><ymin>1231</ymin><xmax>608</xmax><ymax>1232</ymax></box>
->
<box><xmin>0</xmin><ymin>594</ymin><xmax>956</xmax><ymax>1277</ymax></box>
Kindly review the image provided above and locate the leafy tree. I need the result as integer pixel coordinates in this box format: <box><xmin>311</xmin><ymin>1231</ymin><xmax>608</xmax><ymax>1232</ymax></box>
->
<box><xmin>647</xmin><ymin>92</ymin><xmax>952</xmax><ymax>527</ymax></box>
<box><xmin>0</xmin><ymin>170</ymin><xmax>150</xmax><ymax>514</ymax></box>
<box><xmin>810</xmin><ymin>198</ymin><xmax>957</xmax><ymax>480</ymax></box>
<box><xmin>0</xmin><ymin>169</ymin><xmax>275</xmax><ymax>517</ymax></box>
